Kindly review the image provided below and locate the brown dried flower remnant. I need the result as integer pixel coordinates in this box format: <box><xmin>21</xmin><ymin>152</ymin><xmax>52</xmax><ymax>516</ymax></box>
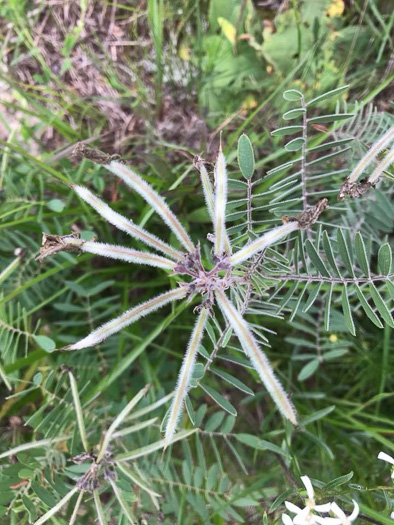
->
<box><xmin>281</xmin><ymin>198</ymin><xmax>329</xmax><ymax>229</ymax></box>
<box><xmin>337</xmin><ymin>178</ymin><xmax>375</xmax><ymax>201</ymax></box>
<box><xmin>72</xmin><ymin>143</ymin><xmax>122</xmax><ymax>165</ymax></box>
<box><xmin>37</xmin><ymin>233</ymin><xmax>85</xmax><ymax>262</ymax></box>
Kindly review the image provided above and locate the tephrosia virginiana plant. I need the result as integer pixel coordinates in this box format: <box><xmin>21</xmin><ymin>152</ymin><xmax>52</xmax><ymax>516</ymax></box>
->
<box><xmin>37</xmin><ymin>88</ymin><xmax>394</xmax><ymax>450</ymax></box>
<box><xmin>39</xmin><ymin>142</ymin><xmax>319</xmax><ymax>443</ymax></box>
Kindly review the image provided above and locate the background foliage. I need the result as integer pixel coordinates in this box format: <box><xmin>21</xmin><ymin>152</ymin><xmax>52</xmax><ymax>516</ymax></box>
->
<box><xmin>0</xmin><ymin>0</ymin><xmax>393</xmax><ymax>523</ymax></box>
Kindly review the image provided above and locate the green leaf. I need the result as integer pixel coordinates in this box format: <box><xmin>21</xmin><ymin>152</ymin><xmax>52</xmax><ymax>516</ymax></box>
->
<box><xmin>234</xmin><ymin>434</ymin><xmax>289</xmax><ymax>457</ymax></box>
<box><xmin>221</xmin><ymin>327</ymin><xmax>233</xmax><ymax>347</ymax></box>
<box><xmin>233</xmin><ymin>497</ymin><xmax>259</xmax><ymax>507</ymax></box>
<box><xmin>185</xmin><ymin>396</ymin><xmax>195</xmax><ymax>425</ymax></box>
<box><xmin>269</xmin><ymin>488</ymin><xmax>297</xmax><ymax>513</ymax></box>
<box><xmin>369</xmin><ymin>283</ymin><xmax>394</xmax><ymax>328</ymax></box>
<box><xmin>355</xmin><ymin>233</ymin><xmax>370</xmax><ymax>277</ymax></box>
<box><xmin>387</xmin><ymin>280</ymin><xmax>394</xmax><ymax>300</ymax></box>
<box><xmin>301</xmin><ymin>405</ymin><xmax>336</xmax><ymax>426</ymax></box>
<box><xmin>285</xmin><ymin>137</ymin><xmax>305</xmax><ymax>151</ymax></box>
<box><xmin>308</xmin><ymin>113</ymin><xmax>354</xmax><ymax>124</ymax></box>
<box><xmin>303</xmin><ymin>282</ymin><xmax>323</xmax><ymax>312</ymax></box>
<box><xmin>307</xmin><ymin>85</ymin><xmax>349</xmax><ymax>106</ymax></box>
<box><xmin>205</xmin><ymin>411</ymin><xmax>226</xmax><ymax>432</ymax></box>
<box><xmin>271</xmin><ymin>125</ymin><xmax>303</xmax><ymax>137</ymax></box>
<box><xmin>324</xmin><ymin>284</ymin><xmax>334</xmax><ymax>331</ymax></box>
<box><xmin>200</xmin><ymin>384</ymin><xmax>237</xmax><ymax>416</ymax></box>
<box><xmin>267</xmin><ymin>161</ymin><xmax>294</xmax><ymax>175</ymax></box>
<box><xmin>355</xmin><ymin>285</ymin><xmax>383</xmax><ymax>328</ymax></box>
<box><xmin>283</xmin><ymin>89</ymin><xmax>303</xmax><ymax>101</ymax></box>
<box><xmin>278</xmin><ymin>281</ymin><xmax>299</xmax><ymax>312</ymax></box>
<box><xmin>322</xmin><ymin>231</ymin><xmax>341</xmax><ymax>277</ymax></box>
<box><xmin>212</xmin><ymin>368</ymin><xmax>254</xmax><ymax>395</ymax></box>
<box><xmin>47</xmin><ymin>199</ymin><xmax>65</xmax><ymax>213</ymax></box>
<box><xmin>34</xmin><ymin>335</ymin><xmax>56</xmax><ymax>352</ymax></box>
<box><xmin>337</xmin><ymin>229</ymin><xmax>354</xmax><ymax>277</ymax></box>
<box><xmin>182</xmin><ymin>460</ymin><xmax>192</xmax><ymax>485</ymax></box>
<box><xmin>283</xmin><ymin>108</ymin><xmax>306</xmax><ymax>120</ymax></box>
<box><xmin>31</xmin><ymin>481</ymin><xmax>58</xmax><ymax>507</ymax></box>
<box><xmin>237</xmin><ymin>134</ymin><xmax>255</xmax><ymax>180</ymax></box>
<box><xmin>298</xmin><ymin>359</ymin><xmax>319</xmax><ymax>381</ymax></box>
<box><xmin>305</xmin><ymin>239</ymin><xmax>330</xmax><ymax>277</ymax></box>
<box><xmin>221</xmin><ymin>415</ymin><xmax>235</xmax><ymax>434</ymax></box>
<box><xmin>289</xmin><ymin>285</ymin><xmax>307</xmax><ymax>322</ymax></box>
<box><xmin>378</xmin><ymin>243</ymin><xmax>392</xmax><ymax>275</ymax></box>
<box><xmin>207</xmin><ymin>464</ymin><xmax>219</xmax><ymax>491</ymax></box>
<box><xmin>324</xmin><ymin>471</ymin><xmax>354</xmax><ymax>490</ymax></box>
<box><xmin>323</xmin><ymin>349</ymin><xmax>348</xmax><ymax>360</ymax></box>
<box><xmin>341</xmin><ymin>286</ymin><xmax>356</xmax><ymax>336</ymax></box>
<box><xmin>307</xmin><ymin>138</ymin><xmax>353</xmax><ymax>153</ymax></box>
<box><xmin>22</xmin><ymin>494</ymin><xmax>37</xmax><ymax>522</ymax></box>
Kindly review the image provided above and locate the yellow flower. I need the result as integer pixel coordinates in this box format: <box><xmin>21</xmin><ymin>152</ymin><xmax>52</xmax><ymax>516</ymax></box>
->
<box><xmin>326</xmin><ymin>0</ymin><xmax>345</xmax><ymax>17</ymax></box>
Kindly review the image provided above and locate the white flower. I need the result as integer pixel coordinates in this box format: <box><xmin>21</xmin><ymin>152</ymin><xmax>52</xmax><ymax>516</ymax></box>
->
<box><xmin>378</xmin><ymin>451</ymin><xmax>394</xmax><ymax>479</ymax></box>
<box><xmin>325</xmin><ymin>500</ymin><xmax>359</xmax><ymax>524</ymax></box>
<box><xmin>284</xmin><ymin>476</ymin><xmax>331</xmax><ymax>524</ymax></box>
<box><xmin>282</xmin><ymin>514</ymin><xmax>294</xmax><ymax>525</ymax></box>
